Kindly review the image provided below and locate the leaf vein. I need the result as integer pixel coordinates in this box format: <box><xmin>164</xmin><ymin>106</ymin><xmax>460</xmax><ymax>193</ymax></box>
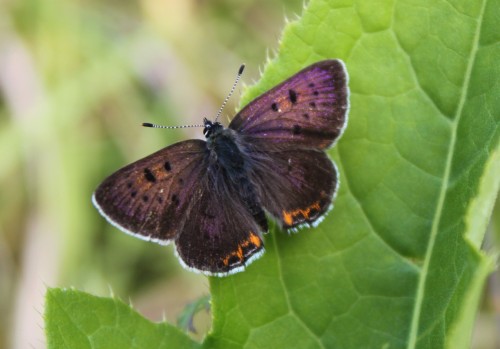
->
<box><xmin>406</xmin><ymin>0</ymin><xmax>489</xmax><ymax>346</ymax></box>
<box><xmin>272</xmin><ymin>232</ymin><xmax>326</xmax><ymax>349</ymax></box>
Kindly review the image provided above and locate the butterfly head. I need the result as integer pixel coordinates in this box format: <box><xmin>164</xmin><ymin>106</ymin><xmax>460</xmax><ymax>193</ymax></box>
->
<box><xmin>203</xmin><ymin>118</ymin><xmax>223</xmax><ymax>138</ymax></box>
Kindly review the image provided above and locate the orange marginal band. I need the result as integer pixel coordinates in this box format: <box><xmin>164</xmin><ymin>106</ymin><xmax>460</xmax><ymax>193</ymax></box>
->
<box><xmin>282</xmin><ymin>201</ymin><xmax>321</xmax><ymax>226</ymax></box>
<box><xmin>222</xmin><ymin>232</ymin><xmax>261</xmax><ymax>266</ymax></box>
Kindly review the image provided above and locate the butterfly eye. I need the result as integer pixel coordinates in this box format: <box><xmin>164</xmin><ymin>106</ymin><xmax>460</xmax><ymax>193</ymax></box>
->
<box><xmin>203</xmin><ymin>125</ymin><xmax>211</xmax><ymax>137</ymax></box>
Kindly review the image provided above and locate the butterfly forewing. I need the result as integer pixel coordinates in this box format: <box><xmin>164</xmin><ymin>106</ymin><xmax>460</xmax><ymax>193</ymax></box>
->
<box><xmin>93</xmin><ymin>140</ymin><xmax>207</xmax><ymax>244</ymax></box>
<box><xmin>229</xmin><ymin>60</ymin><xmax>349</xmax><ymax>150</ymax></box>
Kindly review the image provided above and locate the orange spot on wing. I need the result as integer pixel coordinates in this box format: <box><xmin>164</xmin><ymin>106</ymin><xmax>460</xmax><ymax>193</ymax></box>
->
<box><xmin>283</xmin><ymin>211</ymin><xmax>293</xmax><ymax>226</ymax></box>
<box><xmin>249</xmin><ymin>232</ymin><xmax>262</xmax><ymax>247</ymax></box>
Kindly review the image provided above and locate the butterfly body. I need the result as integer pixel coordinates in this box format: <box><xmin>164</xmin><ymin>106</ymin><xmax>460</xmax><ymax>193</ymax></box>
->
<box><xmin>93</xmin><ymin>60</ymin><xmax>349</xmax><ymax>276</ymax></box>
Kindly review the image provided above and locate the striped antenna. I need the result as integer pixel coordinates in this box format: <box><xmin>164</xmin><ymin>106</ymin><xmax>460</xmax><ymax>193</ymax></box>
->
<box><xmin>142</xmin><ymin>122</ymin><xmax>204</xmax><ymax>129</ymax></box>
<box><xmin>142</xmin><ymin>64</ymin><xmax>245</xmax><ymax>129</ymax></box>
<box><xmin>214</xmin><ymin>64</ymin><xmax>245</xmax><ymax>123</ymax></box>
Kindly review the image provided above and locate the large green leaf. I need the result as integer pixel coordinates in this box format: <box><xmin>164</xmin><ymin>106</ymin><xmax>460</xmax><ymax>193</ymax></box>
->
<box><xmin>211</xmin><ymin>0</ymin><xmax>499</xmax><ymax>347</ymax></box>
<box><xmin>45</xmin><ymin>0</ymin><xmax>499</xmax><ymax>348</ymax></box>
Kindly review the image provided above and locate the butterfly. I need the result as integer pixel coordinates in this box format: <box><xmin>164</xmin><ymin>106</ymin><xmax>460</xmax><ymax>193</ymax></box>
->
<box><xmin>93</xmin><ymin>60</ymin><xmax>349</xmax><ymax>276</ymax></box>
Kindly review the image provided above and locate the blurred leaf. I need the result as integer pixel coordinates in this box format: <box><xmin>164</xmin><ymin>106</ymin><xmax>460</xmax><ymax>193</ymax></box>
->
<box><xmin>492</xmin><ymin>197</ymin><xmax>500</xmax><ymax>247</ymax></box>
<box><xmin>45</xmin><ymin>288</ymin><xmax>200</xmax><ymax>349</ymax></box>
<box><xmin>44</xmin><ymin>0</ymin><xmax>499</xmax><ymax>348</ymax></box>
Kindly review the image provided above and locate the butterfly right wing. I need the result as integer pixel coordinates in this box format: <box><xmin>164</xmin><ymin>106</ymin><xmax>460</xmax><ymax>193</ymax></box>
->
<box><xmin>229</xmin><ymin>60</ymin><xmax>349</xmax><ymax>230</ymax></box>
<box><xmin>243</xmin><ymin>142</ymin><xmax>338</xmax><ymax>230</ymax></box>
<box><xmin>93</xmin><ymin>139</ymin><xmax>208</xmax><ymax>244</ymax></box>
<box><xmin>229</xmin><ymin>60</ymin><xmax>349</xmax><ymax>151</ymax></box>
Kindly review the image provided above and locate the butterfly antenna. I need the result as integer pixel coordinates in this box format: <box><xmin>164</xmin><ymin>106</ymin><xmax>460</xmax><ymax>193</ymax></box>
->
<box><xmin>214</xmin><ymin>64</ymin><xmax>245</xmax><ymax>123</ymax></box>
<box><xmin>142</xmin><ymin>123</ymin><xmax>204</xmax><ymax>129</ymax></box>
<box><xmin>143</xmin><ymin>64</ymin><xmax>244</xmax><ymax>129</ymax></box>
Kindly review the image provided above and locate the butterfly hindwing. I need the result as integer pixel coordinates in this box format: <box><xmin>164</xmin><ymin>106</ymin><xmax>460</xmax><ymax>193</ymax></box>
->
<box><xmin>229</xmin><ymin>60</ymin><xmax>349</xmax><ymax>150</ymax></box>
<box><xmin>243</xmin><ymin>140</ymin><xmax>338</xmax><ymax>230</ymax></box>
<box><xmin>93</xmin><ymin>140</ymin><xmax>207</xmax><ymax>244</ymax></box>
<box><xmin>175</xmin><ymin>165</ymin><xmax>265</xmax><ymax>276</ymax></box>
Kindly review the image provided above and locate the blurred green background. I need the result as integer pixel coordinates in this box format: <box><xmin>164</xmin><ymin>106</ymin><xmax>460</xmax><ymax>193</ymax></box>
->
<box><xmin>0</xmin><ymin>0</ymin><xmax>498</xmax><ymax>348</ymax></box>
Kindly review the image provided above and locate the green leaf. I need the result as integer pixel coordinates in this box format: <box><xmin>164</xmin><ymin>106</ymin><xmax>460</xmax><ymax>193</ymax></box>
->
<box><xmin>208</xmin><ymin>0</ymin><xmax>500</xmax><ymax>348</ymax></box>
<box><xmin>45</xmin><ymin>288</ymin><xmax>200</xmax><ymax>349</ymax></box>
<box><xmin>45</xmin><ymin>0</ymin><xmax>499</xmax><ymax>348</ymax></box>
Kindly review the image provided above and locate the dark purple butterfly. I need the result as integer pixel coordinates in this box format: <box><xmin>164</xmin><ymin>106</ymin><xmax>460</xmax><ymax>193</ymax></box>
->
<box><xmin>93</xmin><ymin>60</ymin><xmax>349</xmax><ymax>276</ymax></box>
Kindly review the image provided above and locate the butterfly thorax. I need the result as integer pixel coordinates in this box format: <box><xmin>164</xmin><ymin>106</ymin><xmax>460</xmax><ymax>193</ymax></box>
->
<box><xmin>206</xmin><ymin>124</ymin><xmax>246</xmax><ymax>175</ymax></box>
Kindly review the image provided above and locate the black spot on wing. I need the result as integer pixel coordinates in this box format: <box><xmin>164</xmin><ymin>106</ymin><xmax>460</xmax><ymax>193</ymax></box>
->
<box><xmin>164</xmin><ymin>161</ymin><xmax>171</xmax><ymax>171</ymax></box>
<box><xmin>288</xmin><ymin>89</ymin><xmax>297</xmax><ymax>104</ymax></box>
<box><xmin>171</xmin><ymin>194</ymin><xmax>180</xmax><ymax>206</ymax></box>
<box><xmin>292</xmin><ymin>125</ymin><xmax>302</xmax><ymax>135</ymax></box>
<box><xmin>144</xmin><ymin>168</ymin><xmax>156</xmax><ymax>182</ymax></box>
<box><xmin>271</xmin><ymin>102</ymin><xmax>279</xmax><ymax>112</ymax></box>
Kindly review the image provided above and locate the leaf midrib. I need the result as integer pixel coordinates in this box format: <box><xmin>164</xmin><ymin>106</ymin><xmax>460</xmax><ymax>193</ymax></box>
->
<box><xmin>406</xmin><ymin>0</ymin><xmax>488</xmax><ymax>347</ymax></box>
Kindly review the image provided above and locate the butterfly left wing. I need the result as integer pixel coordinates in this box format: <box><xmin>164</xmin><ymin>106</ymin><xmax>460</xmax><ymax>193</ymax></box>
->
<box><xmin>229</xmin><ymin>60</ymin><xmax>349</xmax><ymax>151</ymax></box>
<box><xmin>174</xmin><ymin>167</ymin><xmax>265</xmax><ymax>276</ymax></box>
<box><xmin>93</xmin><ymin>140</ymin><xmax>207</xmax><ymax>244</ymax></box>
